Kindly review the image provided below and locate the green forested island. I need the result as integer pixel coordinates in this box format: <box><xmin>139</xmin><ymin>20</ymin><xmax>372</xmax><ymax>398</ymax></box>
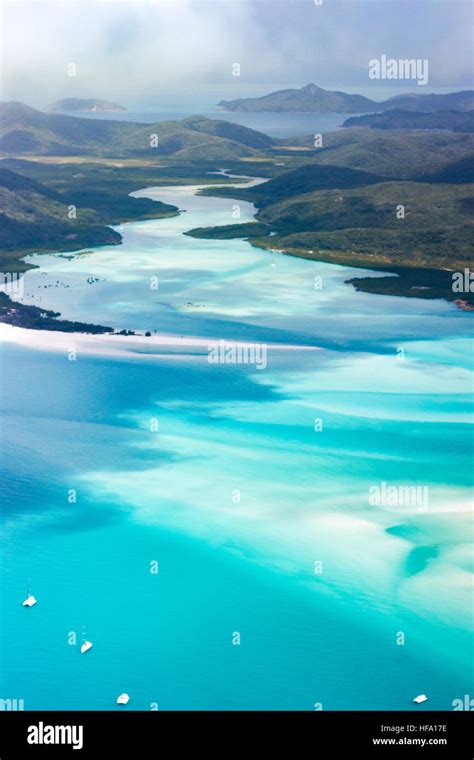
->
<box><xmin>46</xmin><ymin>98</ymin><xmax>127</xmax><ymax>113</ymax></box>
<box><xmin>219</xmin><ymin>83</ymin><xmax>377</xmax><ymax>113</ymax></box>
<box><xmin>218</xmin><ymin>83</ymin><xmax>474</xmax><ymax>114</ymax></box>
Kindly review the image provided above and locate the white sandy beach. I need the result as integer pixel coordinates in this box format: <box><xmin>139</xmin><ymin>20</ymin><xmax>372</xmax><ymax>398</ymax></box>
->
<box><xmin>0</xmin><ymin>322</ymin><xmax>319</xmax><ymax>361</ymax></box>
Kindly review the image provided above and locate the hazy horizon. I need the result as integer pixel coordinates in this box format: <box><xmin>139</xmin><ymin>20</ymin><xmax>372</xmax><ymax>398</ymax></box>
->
<box><xmin>1</xmin><ymin>0</ymin><xmax>472</xmax><ymax>110</ymax></box>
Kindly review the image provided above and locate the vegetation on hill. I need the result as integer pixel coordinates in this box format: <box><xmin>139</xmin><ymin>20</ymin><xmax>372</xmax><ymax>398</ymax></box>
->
<box><xmin>239</xmin><ymin>165</ymin><xmax>385</xmax><ymax>206</ymax></box>
<box><xmin>181</xmin><ymin>116</ymin><xmax>274</xmax><ymax>149</ymax></box>
<box><xmin>185</xmin><ymin>222</ymin><xmax>270</xmax><ymax>240</ymax></box>
<box><xmin>343</xmin><ymin>109</ymin><xmax>474</xmax><ymax>132</ymax></box>
<box><xmin>381</xmin><ymin>90</ymin><xmax>474</xmax><ymax>112</ymax></box>
<box><xmin>305</xmin><ymin>129</ymin><xmax>474</xmax><ymax>179</ymax></box>
<box><xmin>256</xmin><ymin>181</ymin><xmax>472</xmax><ymax>238</ymax></box>
<box><xmin>420</xmin><ymin>155</ymin><xmax>474</xmax><ymax>184</ymax></box>
<box><xmin>192</xmin><ymin>181</ymin><xmax>473</xmax><ymax>267</ymax></box>
<box><xmin>0</xmin><ymin>167</ymin><xmax>119</xmax><ymax>264</ymax></box>
<box><xmin>0</xmin><ymin>102</ymin><xmax>274</xmax><ymax>159</ymax></box>
<box><xmin>0</xmin><ymin>163</ymin><xmax>179</xmax><ymax>266</ymax></box>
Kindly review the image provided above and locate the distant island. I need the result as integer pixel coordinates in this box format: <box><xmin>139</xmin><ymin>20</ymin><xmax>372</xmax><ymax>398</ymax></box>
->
<box><xmin>218</xmin><ymin>83</ymin><xmax>474</xmax><ymax>113</ymax></box>
<box><xmin>46</xmin><ymin>98</ymin><xmax>127</xmax><ymax>113</ymax></box>
<box><xmin>218</xmin><ymin>83</ymin><xmax>375</xmax><ymax>113</ymax></box>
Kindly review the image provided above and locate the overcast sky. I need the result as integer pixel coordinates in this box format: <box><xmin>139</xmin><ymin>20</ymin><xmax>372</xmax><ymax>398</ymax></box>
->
<box><xmin>0</xmin><ymin>0</ymin><xmax>472</xmax><ymax>108</ymax></box>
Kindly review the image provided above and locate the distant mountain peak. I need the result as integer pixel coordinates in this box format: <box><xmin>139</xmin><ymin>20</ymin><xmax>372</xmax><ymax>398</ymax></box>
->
<box><xmin>301</xmin><ymin>83</ymin><xmax>322</xmax><ymax>95</ymax></box>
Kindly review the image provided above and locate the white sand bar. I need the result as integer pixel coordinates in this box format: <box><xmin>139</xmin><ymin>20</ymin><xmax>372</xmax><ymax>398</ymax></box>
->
<box><xmin>0</xmin><ymin>323</ymin><xmax>320</xmax><ymax>362</ymax></box>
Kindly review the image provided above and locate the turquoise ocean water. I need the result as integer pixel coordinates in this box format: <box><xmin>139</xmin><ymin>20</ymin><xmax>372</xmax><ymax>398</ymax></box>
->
<box><xmin>0</xmin><ymin>177</ymin><xmax>472</xmax><ymax>710</ymax></box>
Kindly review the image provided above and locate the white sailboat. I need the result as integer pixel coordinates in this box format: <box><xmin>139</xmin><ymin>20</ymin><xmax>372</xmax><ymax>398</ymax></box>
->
<box><xmin>80</xmin><ymin>626</ymin><xmax>93</xmax><ymax>654</ymax></box>
<box><xmin>22</xmin><ymin>579</ymin><xmax>37</xmax><ymax>607</ymax></box>
<box><xmin>413</xmin><ymin>694</ymin><xmax>428</xmax><ymax>704</ymax></box>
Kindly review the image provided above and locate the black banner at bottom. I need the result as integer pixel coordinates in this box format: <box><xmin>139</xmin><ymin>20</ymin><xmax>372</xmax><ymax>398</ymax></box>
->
<box><xmin>0</xmin><ymin>710</ymin><xmax>472</xmax><ymax>757</ymax></box>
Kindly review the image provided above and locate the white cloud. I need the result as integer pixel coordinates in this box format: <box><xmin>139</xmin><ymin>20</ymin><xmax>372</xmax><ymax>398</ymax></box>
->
<box><xmin>0</xmin><ymin>0</ymin><xmax>471</xmax><ymax>108</ymax></box>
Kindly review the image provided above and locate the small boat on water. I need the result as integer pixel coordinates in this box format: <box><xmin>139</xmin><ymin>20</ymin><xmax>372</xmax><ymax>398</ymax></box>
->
<box><xmin>22</xmin><ymin>580</ymin><xmax>37</xmax><ymax>607</ymax></box>
<box><xmin>80</xmin><ymin>626</ymin><xmax>93</xmax><ymax>654</ymax></box>
<box><xmin>116</xmin><ymin>693</ymin><xmax>130</xmax><ymax>705</ymax></box>
<box><xmin>413</xmin><ymin>694</ymin><xmax>428</xmax><ymax>704</ymax></box>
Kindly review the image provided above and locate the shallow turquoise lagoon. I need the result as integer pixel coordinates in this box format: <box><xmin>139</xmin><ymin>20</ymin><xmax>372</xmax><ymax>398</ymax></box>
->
<box><xmin>0</xmin><ymin>179</ymin><xmax>472</xmax><ymax>710</ymax></box>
